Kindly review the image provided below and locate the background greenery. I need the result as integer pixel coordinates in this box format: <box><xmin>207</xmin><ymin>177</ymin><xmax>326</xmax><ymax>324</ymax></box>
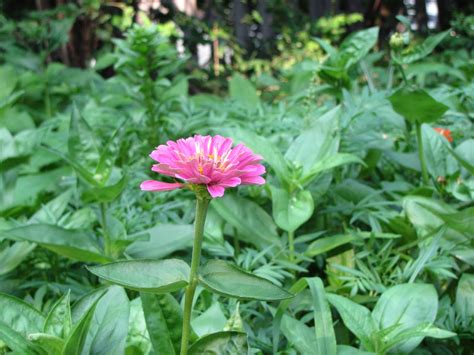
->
<box><xmin>0</xmin><ymin>1</ymin><xmax>473</xmax><ymax>354</ymax></box>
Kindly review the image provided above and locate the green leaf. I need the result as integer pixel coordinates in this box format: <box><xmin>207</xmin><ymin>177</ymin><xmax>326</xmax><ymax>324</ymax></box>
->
<box><xmin>0</xmin><ymin>322</ymin><xmax>45</xmax><ymax>355</ymax></box>
<box><xmin>87</xmin><ymin>259</ymin><xmax>190</xmax><ymax>293</ymax></box>
<box><xmin>81</xmin><ymin>175</ymin><xmax>128</xmax><ymax>203</ymax></box>
<box><xmin>0</xmin><ymin>241</ymin><xmax>36</xmax><ymax>276</ymax></box>
<box><xmin>62</xmin><ymin>298</ymin><xmax>99</xmax><ymax>355</ymax></box>
<box><xmin>389</xmin><ymin>88</ymin><xmax>449</xmax><ymax>124</ymax></box>
<box><xmin>306</xmin><ymin>277</ymin><xmax>337</xmax><ymax>355</ymax></box>
<box><xmin>86</xmin><ymin>285</ymin><xmax>130</xmax><ymax>355</ymax></box>
<box><xmin>337</xmin><ymin>345</ymin><xmax>375</xmax><ymax>355</ymax></box>
<box><xmin>188</xmin><ymin>331</ymin><xmax>248</xmax><ymax>355</ymax></box>
<box><xmin>455</xmin><ymin>273</ymin><xmax>474</xmax><ymax>318</ymax></box>
<box><xmin>212</xmin><ymin>194</ymin><xmax>280</xmax><ymax>249</ymax></box>
<box><xmin>394</xmin><ymin>30</ymin><xmax>449</xmax><ymax>65</ymax></box>
<box><xmin>285</xmin><ymin>107</ymin><xmax>340</xmax><ymax>176</ymax></box>
<box><xmin>141</xmin><ymin>293</ymin><xmax>183</xmax><ymax>355</ymax></box>
<box><xmin>126</xmin><ymin>224</ymin><xmax>193</xmax><ymax>260</ymax></box>
<box><xmin>388</xmin><ymin>88</ymin><xmax>448</xmax><ymax>123</ymax></box>
<box><xmin>229</xmin><ymin>74</ymin><xmax>259</xmax><ymax>108</ymax></box>
<box><xmin>28</xmin><ymin>333</ymin><xmax>64</xmax><ymax>354</ymax></box>
<box><xmin>301</xmin><ymin>153</ymin><xmax>365</xmax><ymax>185</ymax></box>
<box><xmin>192</xmin><ymin>302</ymin><xmax>227</xmax><ymax>337</ymax></box>
<box><xmin>381</xmin><ymin>323</ymin><xmax>456</xmax><ymax>352</ymax></box>
<box><xmin>280</xmin><ymin>315</ymin><xmax>316</xmax><ymax>354</ymax></box>
<box><xmin>0</xmin><ymin>224</ymin><xmax>110</xmax><ymax>263</ymax></box>
<box><xmin>422</xmin><ymin>124</ymin><xmax>458</xmax><ymax>178</ymax></box>
<box><xmin>226</xmin><ymin>128</ymin><xmax>289</xmax><ymax>185</ymax></box>
<box><xmin>372</xmin><ymin>283</ymin><xmax>438</xmax><ymax>353</ymax></box>
<box><xmin>198</xmin><ymin>260</ymin><xmax>293</xmax><ymax>301</ymax></box>
<box><xmin>327</xmin><ymin>294</ymin><xmax>377</xmax><ymax>351</ymax></box>
<box><xmin>68</xmin><ymin>104</ymin><xmax>100</xmax><ymax>174</ymax></box>
<box><xmin>0</xmin><ymin>292</ymin><xmax>46</xmax><ymax>336</ymax></box>
<box><xmin>338</xmin><ymin>27</ymin><xmax>379</xmax><ymax>69</ymax></box>
<box><xmin>44</xmin><ymin>291</ymin><xmax>72</xmax><ymax>339</ymax></box>
<box><xmin>306</xmin><ymin>234</ymin><xmax>355</xmax><ymax>257</ymax></box>
<box><xmin>271</xmin><ymin>186</ymin><xmax>314</xmax><ymax>232</ymax></box>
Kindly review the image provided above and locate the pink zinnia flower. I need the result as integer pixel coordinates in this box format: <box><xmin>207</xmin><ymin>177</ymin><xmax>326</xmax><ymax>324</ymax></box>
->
<box><xmin>140</xmin><ymin>135</ymin><xmax>266</xmax><ymax>198</ymax></box>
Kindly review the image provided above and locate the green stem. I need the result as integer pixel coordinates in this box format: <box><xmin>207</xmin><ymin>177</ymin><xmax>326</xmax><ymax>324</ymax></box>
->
<box><xmin>180</xmin><ymin>196</ymin><xmax>210</xmax><ymax>355</ymax></box>
<box><xmin>397</xmin><ymin>64</ymin><xmax>409</xmax><ymax>86</ymax></box>
<box><xmin>233</xmin><ymin>227</ymin><xmax>240</xmax><ymax>257</ymax></box>
<box><xmin>288</xmin><ymin>230</ymin><xmax>295</xmax><ymax>262</ymax></box>
<box><xmin>416</xmin><ymin>122</ymin><xmax>429</xmax><ymax>185</ymax></box>
<box><xmin>100</xmin><ymin>203</ymin><xmax>110</xmax><ymax>257</ymax></box>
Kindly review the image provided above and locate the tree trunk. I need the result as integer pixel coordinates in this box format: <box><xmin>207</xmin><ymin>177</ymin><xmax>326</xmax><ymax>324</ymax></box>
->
<box><xmin>415</xmin><ymin>0</ymin><xmax>428</xmax><ymax>32</ymax></box>
<box><xmin>437</xmin><ymin>0</ymin><xmax>452</xmax><ymax>30</ymax></box>
<box><xmin>257</xmin><ymin>0</ymin><xmax>273</xmax><ymax>55</ymax></box>
<box><xmin>309</xmin><ymin>0</ymin><xmax>331</xmax><ymax>21</ymax></box>
<box><xmin>233</xmin><ymin>0</ymin><xmax>249</xmax><ymax>50</ymax></box>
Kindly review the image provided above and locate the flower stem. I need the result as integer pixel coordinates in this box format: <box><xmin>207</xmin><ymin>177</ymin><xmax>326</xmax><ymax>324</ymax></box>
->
<box><xmin>288</xmin><ymin>230</ymin><xmax>295</xmax><ymax>262</ymax></box>
<box><xmin>180</xmin><ymin>196</ymin><xmax>210</xmax><ymax>355</ymax></box>
<box><xmin>415</xmin><ymin>122</ymin><xmax>429</xmax><ymax>185</ymax></box>
<box><xmin>99</xmin><ymin>202</ymin><xmax>110</xmax><ymax>257</ymax></box>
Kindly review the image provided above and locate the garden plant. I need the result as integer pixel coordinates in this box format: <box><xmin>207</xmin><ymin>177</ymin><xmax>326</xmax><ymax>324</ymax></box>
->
<box><xmin>0</xmin><ymin>4</ymin><xmax>473</xmax><ymax>355</ymax></box>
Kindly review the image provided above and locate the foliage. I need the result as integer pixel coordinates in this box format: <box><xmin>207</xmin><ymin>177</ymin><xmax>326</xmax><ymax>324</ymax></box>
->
<box><xmin>0</xmin><ymin>11</ymin><xmax>473</xmax><ymax>355</ymax></box>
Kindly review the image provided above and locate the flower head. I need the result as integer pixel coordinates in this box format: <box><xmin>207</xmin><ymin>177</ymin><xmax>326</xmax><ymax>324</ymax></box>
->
<box><xmin>434</xmin><ymin>127</ymin><xmax>453</xmax><ymax>143</ymax></box>
<box><xmin>140</xmin><ymin>135</ymin><xmax>265</xmax><ymax>198</ymax></box>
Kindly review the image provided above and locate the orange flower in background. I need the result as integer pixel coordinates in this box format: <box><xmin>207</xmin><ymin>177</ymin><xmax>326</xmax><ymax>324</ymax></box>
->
<box><xmin>434</xmin><ymin>128</ymin><xmax>453</xmax><ymax>143</ymax></box>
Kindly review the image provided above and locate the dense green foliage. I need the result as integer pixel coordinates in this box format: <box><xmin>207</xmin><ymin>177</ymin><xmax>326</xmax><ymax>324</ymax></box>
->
<box><xmin>0</xmin><ymin>11</ymin><xmax>473</xmax><ymax>355</ymax></box>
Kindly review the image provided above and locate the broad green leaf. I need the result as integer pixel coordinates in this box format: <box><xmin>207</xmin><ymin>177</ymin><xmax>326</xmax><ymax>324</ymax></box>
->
<box><xmin>389</xmin><ymin>89</ymin><xmax>449</xmax><ymax>124</ymax></box>
<box><xmin>81</xmin><ymin>175</ymin><xmax>127</xmax><ymax>203</ymax></box>
<box><xmin>68</xmin><ymin>104</ymin><xmax>100</xmax><ymax>174</ymax></box>
<box><xmin>306</xmin><ymin>234</ymin><xmax>355</xmax><ymax>257</ymax></box>
<box><xmin>126</xmin><ymin>224</ymin><xmax>193</xmax><ymax>260</ymax></box>
<box><xmin>141</xmin><ymin>293</ymin><xmax>184</xmax><ymax>355</ymax></box>
<box><xmin>455</xmin><ymin>273</ymin><xmax>474</xmax><ymax>318</ymax></box>
<box><xmin>229</xmin><ymin>74</ymin><xmax>259</xmax><ymax>108</ymax></box>
<box><xmin>271</xmin><ymin>186</ymin><xmax>314</xmax><ymax>232</ymax></box>
<box><xmin>0</xmin><ymin>322</ymin><xmax>45</xmax><ymax>355</ymax></box>
<box><xmin>44</xmin><ymin>291</ymin><xmax>72</xmax><ymax>339</ymax></box>
<box><xmin>62</xmin><ymin>299</ymin><xmax>98</xmax><ymax>355</ymax></box>
<box><xmin>86</xmin><ymin>286</ymin><xmax>130</xmax><ymax>355</ymax></box>
<box><xmin>280</xmin><ymin>315</ymin><xmax>316</xmax><ymax>354</ymax></box>
<box><xmin>272</xmin><ymin>279</ymin><xmax>318</xmax><ymax>353</ymax></box>
<box><xmin>212</xmin><ymin>194</ymin><xmax>280</xmax><ymax>249</ymax></box>
<box><xmin>422</xmin><ymin>124</ymin><xmax>458</xmax><ymax>178</ymax></box>
<box><xmin>0</xmin><ymin>241</ymin><xmax>36</xmax><ymax>275</ymax></box>
<box><xmin>87</xmin><ymin>259</ymin><xmax>190</xmax><ymax>293</ymax></box>
<box><xmin>307</xmin><ymin>277</ymin><xmax>337</xmax><ymax>355</ymax></box>
<box><xmin>71</xmin><ymin>288</ymin><xmax>108</xmax><ymax>324</ymax></box>
<box><xmin>452</xmin><ymin>139</ymin><xmax>474</xmax><ymax>175</ymax></box>
<box><xmin>337</xmin><ymin>345</ymin><xmax>375</xmax><ymax>355</ymax></box>
<box><xmin>0</xmin><ymin>224</ymin><xmax>110</xmax><ymax>263</ymax></box>
<box><xmin>338</xmin><ymin>27</ymin><xmax>379</xmax><ymax>69</ymax></box>
<box><xmin>394</xmin><ymin>30</ymin><xmax>449</xmax><ymax>65</ymax></box>
<box><xmin>327</xmin><ymin>294</ymin><xmax>377</xmax><ymax>351</ymax></box>
<box><xmin>199</xmin><ymin>260</ymin><xmax>293</xmax><ymax>301</ymax></box>
<box><xmin>29</xmin><ymin>189</ymin><xmax>73</xmax><ymax>224</ymax></box>
<box><xmin>188</xmin><ymin>331</ymin><xmax>248</xmax><ymax>355</ymax></box>
<box><xmin>192</xmin><ymin>303</ymin><xmax>227</xmax><ymax>337</ymax></box>
<box><xmin>0</xmin><ymin>292</ymin><xmax>46</xmax><ymax>336</ymax></box>
<box><xmin>372</xmin><ymin>283</ymin><xmax>438</xmax><ymax>353</ymax></box>
<box><xmin>381</xmin><ymin>323</ymin><xmax>455</xmax><ymax>352</ymax></box>
<box><xmin>28</xmin><ymin>333</ymin><xmax>64</xmax><ymax>354</ymax></box>
<box><xmin>301</xmin><ymin>153</ymin><xmax>365</xmax><ymax>185</ymax></box>
<box><xmin>285</xmin><ymin>107</ymin><xmax>340</xmax><ymax>175</ymax></box>
<box><xmin>227</xmin><ymin>128</ymin><xmax>289</xmax><ymax>185</ymax></box>
<box><xmin>125</xmin><ymin>298</ymin><xmax>153</xmax><ymax>355</ymax></box>
<box><xmin>424</xmin><ymin>207</ymin><xmax>474</xmax><ymax>235</ymax></box>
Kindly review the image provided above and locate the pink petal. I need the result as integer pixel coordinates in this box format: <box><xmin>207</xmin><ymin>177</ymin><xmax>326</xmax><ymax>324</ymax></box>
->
<box><xmin>207</xmin><ymin>184</ymin><xmax>225</xmax><ymax>198</ymax></box>
<box><xmin>240</xmin><ymin>176</ymin><xmax>265</xmax><ymax>185</ymax></box>
<box><xmin>140</xmin><ymin>180</ymin><xmax>183</xmax><ymax>192</ymax></box>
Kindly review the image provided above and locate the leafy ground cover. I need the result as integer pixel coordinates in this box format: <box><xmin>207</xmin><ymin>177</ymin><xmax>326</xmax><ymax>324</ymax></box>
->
<box><xmin>0</xmin><ymin>14</ymin><xmax>473</xmax><ymax>355</ymax></box>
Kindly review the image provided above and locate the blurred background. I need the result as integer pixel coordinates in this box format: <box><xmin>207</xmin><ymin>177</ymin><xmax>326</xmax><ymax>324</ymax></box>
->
<box><xmin>1</xmin><ymin>0</ymin><xmax>473</xmax><ymax>93</ymax></box>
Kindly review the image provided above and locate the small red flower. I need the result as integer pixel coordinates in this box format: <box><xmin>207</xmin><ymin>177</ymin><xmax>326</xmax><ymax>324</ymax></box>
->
<box><xmin>434</xmin><ymin>128</ymin><xmax>453</xmax><ymax>143</ymax></box>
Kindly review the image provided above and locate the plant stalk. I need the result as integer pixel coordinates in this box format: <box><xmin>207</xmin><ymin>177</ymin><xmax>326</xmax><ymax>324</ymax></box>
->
<box><xmin>415</xmin><ymin>122</ymin><xmax>429</xmax><ymax>185</ymax></box>
<box><xmin>100</xmin><ymin>202</ymin><xmax>110</xmax><ymax>257</ymax></box>
<box><xmin>288</xmin><ymin>230</ymin><xmax>295</xmax><ymax>261</ymax></box>
<box><xmin>180</xmin><ymin>196</ymin><xmax>210</xmax><ymax>355</ymax></box>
